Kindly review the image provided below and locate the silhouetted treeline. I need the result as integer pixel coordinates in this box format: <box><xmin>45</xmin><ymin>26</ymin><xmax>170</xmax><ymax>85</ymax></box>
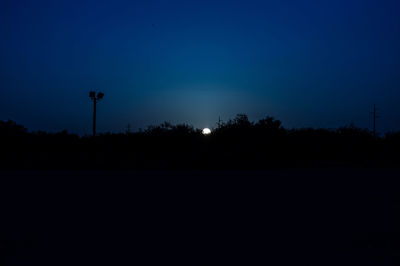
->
<box><xmin>1</xmin><ymin>115</ymin><xmax>400</xmax><ymax>169</ymax></box>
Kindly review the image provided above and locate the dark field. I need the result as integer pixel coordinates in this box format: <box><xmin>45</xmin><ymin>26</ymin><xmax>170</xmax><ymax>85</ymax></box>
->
<box><xmin>1</xmin><ymin>169</ymin><xmax>400</xmax><ymax>265</ymax></box>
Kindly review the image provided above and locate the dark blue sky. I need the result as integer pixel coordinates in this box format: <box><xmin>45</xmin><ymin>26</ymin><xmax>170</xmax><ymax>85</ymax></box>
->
<box><xmin>1</xmin><ymin>0</ymin><xmax>400</xmax><ymax>134</ymax></box>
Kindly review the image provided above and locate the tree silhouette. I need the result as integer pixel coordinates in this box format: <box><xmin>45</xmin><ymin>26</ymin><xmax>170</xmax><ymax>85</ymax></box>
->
<box><xmin>0</xmin><ymin>115</ymin><xmax>400</xmax><ymax>170</ymax></box>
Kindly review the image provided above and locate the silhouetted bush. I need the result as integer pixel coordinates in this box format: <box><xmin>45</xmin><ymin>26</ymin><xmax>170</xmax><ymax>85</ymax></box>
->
<box><xmin>0</xmin><ymin>120</ymin><xmax>28</xmax><ymax>137</ymax></box>
<box><xmin>0</xmin><ymin>116</ymin><xmax>399</xmax><ymax>170</ymax></box>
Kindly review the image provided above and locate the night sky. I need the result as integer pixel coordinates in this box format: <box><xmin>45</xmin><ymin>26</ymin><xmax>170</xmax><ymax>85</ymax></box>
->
<box><xmin>1</xmin><ymin>0</ymin><xmax>400</xmax><ymax>135</ymax></box>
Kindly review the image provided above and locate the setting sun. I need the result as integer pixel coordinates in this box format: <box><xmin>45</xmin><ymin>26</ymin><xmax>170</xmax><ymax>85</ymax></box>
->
<box><xmin>202</xmin><ymin>128</ymin><xmax>211</xmax><ymax>135</ymax></box>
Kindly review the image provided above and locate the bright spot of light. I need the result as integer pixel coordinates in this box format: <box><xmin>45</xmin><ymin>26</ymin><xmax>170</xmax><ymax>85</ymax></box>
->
<box><xmin>202</xmin><ymin>128</ymin><xmax>212</xmax><ymax>135</ymax></box>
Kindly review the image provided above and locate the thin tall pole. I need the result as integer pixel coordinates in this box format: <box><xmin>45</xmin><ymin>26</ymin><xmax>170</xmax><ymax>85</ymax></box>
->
<box><xmin>93</xmin><ymin>98</ymin><xmax>97</xmax><ymax>137</ymax></box>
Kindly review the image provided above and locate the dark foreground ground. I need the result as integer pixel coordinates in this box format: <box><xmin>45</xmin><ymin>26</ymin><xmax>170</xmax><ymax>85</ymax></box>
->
<box><xmin>1</xmin><ymin>169</ymin><xmax>400</xmax><ymax>265</ymax></box>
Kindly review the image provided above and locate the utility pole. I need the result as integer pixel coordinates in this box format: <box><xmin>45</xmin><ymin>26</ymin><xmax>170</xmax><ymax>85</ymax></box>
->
<box><xmin>218</xmin><ymin>116</ymin><xmax>222</xmax><ymax>128</ymax></box>
<box><xmin>89</xmin><ymin>91</ymin><xmax>104</xmax><ymax>137</ymax></box>
<box><xmin>93</xmin><ymin>97</ymin><xmax>97</xmax><ymax>137</ymax></box>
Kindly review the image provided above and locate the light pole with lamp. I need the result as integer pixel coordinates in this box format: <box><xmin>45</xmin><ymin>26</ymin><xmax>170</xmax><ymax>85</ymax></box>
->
<box><xmin>89</xmin><ymin>91</ymin><xmax>104</xmax><ymax>137</ymax></box>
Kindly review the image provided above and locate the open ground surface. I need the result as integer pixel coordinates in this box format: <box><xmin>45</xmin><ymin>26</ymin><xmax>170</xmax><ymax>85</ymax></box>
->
<box><xmin>1</xmin><ymin>169</ymin><xmax>400</xmax><ymax>265</ymax></box>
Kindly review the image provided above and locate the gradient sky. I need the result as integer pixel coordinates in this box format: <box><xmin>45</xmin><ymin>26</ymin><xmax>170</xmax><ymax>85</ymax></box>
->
<box><xmin>1</xmin><ymin>0</ymin><xmax>400</xmax><ymax>135</ymax></box>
